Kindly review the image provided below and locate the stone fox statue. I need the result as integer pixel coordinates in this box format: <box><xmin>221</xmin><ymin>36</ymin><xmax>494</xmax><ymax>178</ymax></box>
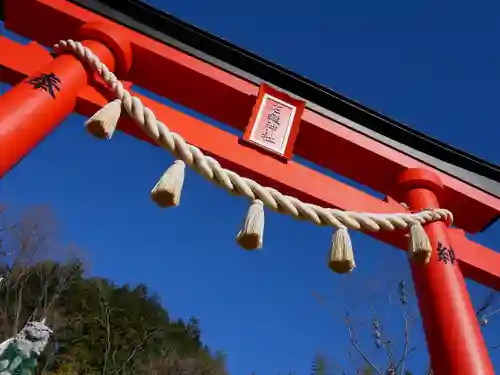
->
<box><xmin>0</xmin><ymin>319</ymin><xmax>52</xmax><ymax>375</ymax></box>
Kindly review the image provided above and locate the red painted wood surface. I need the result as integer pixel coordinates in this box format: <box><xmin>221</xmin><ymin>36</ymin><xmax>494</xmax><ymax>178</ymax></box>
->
<box><xmin>0</xmin><ymin>39</ymin><xmax>116</xmax><ymax>177</ymax></box>
<box><xmin>1</xmin><ymin>2</ymin><xmax>498</xmax><ymax>371</ymax></box>
<box><xmin>3</xmin><ymin>0</ymin><xmax>499</xmax><ymax>234</ymax></box>
<box><xmin>0</xmin><ymin>35</ymin><xmax>499</xmax><ymax>291</ymax></box>
<box><xmin>399</xmin><ymin>168</ymin><xmax>495</xmax><ymax>375</ymax></box>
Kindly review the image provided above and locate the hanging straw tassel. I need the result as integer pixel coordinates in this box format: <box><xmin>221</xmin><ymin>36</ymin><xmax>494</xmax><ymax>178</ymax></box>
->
<box><xmin>151</xmin><ymin>160</ymin><xmax>186</xmax><ymax>208</ymax></box>
<box><xmin>236</xmin><ymin>200</ymin><xmax>265</xmax><ymax>250</ymax></box>
<box><xmin>328</xmin><ymin>227</ymin><xmax>355</xmax><ymax>274</ymax></box>
<box><xmin>85</xmin><ymin>99</ymin><xmax>122</xmax><ymax>139</ymax></box>
<box><xmin>408</xmin><ymin>221</ymin><xmax>432</xmax><ymax>264</ymax></box>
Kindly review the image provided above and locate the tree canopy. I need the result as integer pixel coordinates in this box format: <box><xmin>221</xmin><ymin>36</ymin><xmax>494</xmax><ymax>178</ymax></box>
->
<box><xmin>0</xmin><ymin>204</ymin><xmax>226</xmax><ymax>374</ymax></box>
<box><xmin>0</xmin><ymin>260</ymin><xmax>229</xmax><ymax>374</ymax></box>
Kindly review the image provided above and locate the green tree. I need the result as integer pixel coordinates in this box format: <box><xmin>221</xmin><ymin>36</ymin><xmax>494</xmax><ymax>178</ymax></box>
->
<box><xmin>311</xmin><ymin>352</ymin><xmax>332</xmax><ymax>375</ymax></box>
<box><xmin>0</xmin><ymin>204</ymin><xmax>228</xmax><ymax>375</ymax></box>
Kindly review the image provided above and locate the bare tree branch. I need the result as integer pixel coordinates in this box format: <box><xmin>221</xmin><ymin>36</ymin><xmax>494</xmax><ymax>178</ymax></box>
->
<box><xmin>476</xmin><ymin>290</ymin><xmax>496</xmax><ymax>320</ymax></box>
<box><xmin>344</xmin><ymin>312</ymin><xmax>384</xmax><ymax>375</ymax></box>
<box><xmin>395</xmin><ymin>281</ymin><xmax>413</xmax><ymax>375</ymax></box>
<box><xmin>120</xmin><ymin>327</ymin><xmax>163</xmax><ymax>375</ymax></box>
<box><xmin>0</xmin><ymin>205</ymin><xmax>83</xmax><ymax>338</ymax></box>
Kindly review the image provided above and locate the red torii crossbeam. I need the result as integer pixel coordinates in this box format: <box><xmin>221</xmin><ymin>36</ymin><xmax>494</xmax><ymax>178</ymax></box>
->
<box><xmin>0</xmin><ymin>0</ymin><xmax>499</xmax><ymax>374</ymax></box>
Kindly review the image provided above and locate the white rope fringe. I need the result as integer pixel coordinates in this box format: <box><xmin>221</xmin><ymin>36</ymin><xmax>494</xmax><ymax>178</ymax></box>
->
<box><xmin>236</xmin><ymin>199</ymin><xmax>265</xmax><ymax>250</ymax></box>
<box><xmin>329</xmin><ymin>227</ymin><xmax>355</xmax><ymax>273</ymax></box>
<box><xmin>53</xmin><ymin>40</ymin><xmax>454</xmax><ymax>273</ymax></box>
<box><xmin>85</xmin><ymin>98</ymin><xmax>122</xmax><ymax>139</ymax></box>
<box><xmin>408</xmin><ymin>221</ymin><xmax>432</xmax><ymax>264</ymax></box>
<box><xmin>151</xmin><ymin>160</ymin><xmax>186</xmax><ymax>207</ymax></box>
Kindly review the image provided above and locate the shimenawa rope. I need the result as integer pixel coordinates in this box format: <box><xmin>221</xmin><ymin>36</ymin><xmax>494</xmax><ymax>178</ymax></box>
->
<box><xmin>53</xmin><ymin>39</ymin><xmax>453</xmax><ymax>273</ymax></box>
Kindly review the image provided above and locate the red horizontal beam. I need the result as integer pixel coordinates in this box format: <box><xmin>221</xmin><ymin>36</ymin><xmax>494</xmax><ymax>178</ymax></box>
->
<box><xmin>449</xmin><ymin>229</ymin><xmax>500</xmax><ymax>291</ymax></box>
<box><xmin>0</xmin><ymin>36</ymin><xmax>499</xmax><ymax>291</ymax></box>
<box><xmin>0</xmin><ymin>38</ymin><xmax>53</xmax><ymax>83</ymax></box>
<box><xmin>4</xmin><ymin>0</ymin><xmax>498</xmax><ymax>234</ymax></box>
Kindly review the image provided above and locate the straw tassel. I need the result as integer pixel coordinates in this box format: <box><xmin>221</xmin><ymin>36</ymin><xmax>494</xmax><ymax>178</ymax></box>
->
<box><xmin>151</xmin><ymin>160</ymin><xmax>186</xmax><ymax>208</ymax></box>
<box><xmin>236</xmin><ymin>200</ymin><xmax>265</xmax><ymax>250</ymax></box>
<box><xmin>328</xmin><ymin>227</ymin><xmax>355</xmax><ymax>274</ymax></box>
<box><xmin>408</xmin><ymin>221</ymin><xmax>432</xmax><ymax>264</ymax></box>
<box><xmin>85</xmin><ymin>99</ymin><xmax>122</xmax><ymax>139</ymax></box>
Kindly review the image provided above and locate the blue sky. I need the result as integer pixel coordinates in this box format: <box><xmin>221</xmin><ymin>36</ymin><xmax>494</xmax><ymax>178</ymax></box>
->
<box><xmin>1</xmin><ymin>0</ymin><xmax>499</xmax><ymax>373</ymax></box>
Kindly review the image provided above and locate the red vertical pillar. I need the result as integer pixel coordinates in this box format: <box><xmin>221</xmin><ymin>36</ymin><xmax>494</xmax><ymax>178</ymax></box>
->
<box><xmin>0</xmin><ymin>23</ymin><xmax>132</xmax><ymax>178</ymax></box>
<box><xmin>397</xmin><ymin>168</ymin><xmax>494</xmax><ymax>375</ymax></box>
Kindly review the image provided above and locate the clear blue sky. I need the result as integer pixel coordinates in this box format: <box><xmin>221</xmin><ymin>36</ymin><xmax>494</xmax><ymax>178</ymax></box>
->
<box><xmin>1</xmin><ymin>0</ymin><xmax>499</xmax><ymax>373</ymax></box>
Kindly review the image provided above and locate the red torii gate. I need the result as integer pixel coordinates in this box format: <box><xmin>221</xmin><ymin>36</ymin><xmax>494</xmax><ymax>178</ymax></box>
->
<box><xmin>0</xmin><ymin>0</ymin><xmax>499</xmax><ymax>373</ymax></box>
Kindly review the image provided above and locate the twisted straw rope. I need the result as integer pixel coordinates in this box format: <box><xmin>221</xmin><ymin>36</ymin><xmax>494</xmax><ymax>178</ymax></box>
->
<box><xmin>53</xmin><ymin>40</ymin><xmax>453</xmax><ymax>233</ymax></box>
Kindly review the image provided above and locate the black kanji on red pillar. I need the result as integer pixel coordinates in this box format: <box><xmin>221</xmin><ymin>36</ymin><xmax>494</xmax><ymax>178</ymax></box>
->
<box><xmin>437</xmin><ymin>242</ymin><xmax>456</xmax><ymax>265</ymax></box>
<box><xmin>27</xmin><ymin>72</ymin><xmax>61</xmax><ymax>98</ymax></box>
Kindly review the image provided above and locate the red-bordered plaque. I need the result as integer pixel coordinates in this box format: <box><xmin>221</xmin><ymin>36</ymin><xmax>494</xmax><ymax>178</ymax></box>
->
<box><xmin>242</xmin><ymin>83</ymin><xmax>305</xmax><ymax>161</ymax></box>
